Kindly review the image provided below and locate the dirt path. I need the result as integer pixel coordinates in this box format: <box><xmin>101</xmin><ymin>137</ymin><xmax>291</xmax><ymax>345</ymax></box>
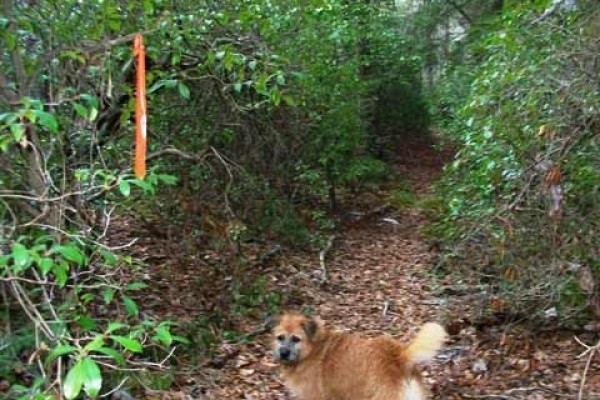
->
<box><xmin>135</xmin><ymin>140</ymin><xmax>599</xmax><ymax>400</ymax></box>
<box><xmin>184</xmin><ymin>141</ymin><xmax>453</xmax><ymax>399</ymax></box>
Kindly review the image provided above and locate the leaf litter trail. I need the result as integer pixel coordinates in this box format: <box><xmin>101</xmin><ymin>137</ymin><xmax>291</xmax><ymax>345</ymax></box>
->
<box><xmin>132</xmin><ymin>139</ymin><xmax>599</xmax><ymax>400</ymax></box>
<box><xmin>191</xmin><ymin>139</ymin><xmax>452</xmax><ymax>399</ymax></box>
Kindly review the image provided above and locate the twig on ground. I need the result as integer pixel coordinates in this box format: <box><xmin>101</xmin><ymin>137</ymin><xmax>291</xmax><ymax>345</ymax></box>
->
<box><xmin>0</xmin><ymin>198</ymin><xmax>17</xmax><ymax>239</ymax></box>
<box><xmin>382</xmin><ymin>300</ymin><xmax>391</xmax><ymax>316</ymax></box>
<box><xmin>210</xmin><ymin>146</ymin><xmax>235</xmax><ymax>218</ymax></box>
<box><xmin>99</xmin><ymin>378</ymin><xmax>129</xmax><ymax>398</ymax></box>
<box><xmin>319</xmin><ymin>234</ymin><xmax>336</xmax><ymax>283</ymax></box>
<box><xmin>574</xmin><ymin>335</ymin><xmax>600</xmax><ymax>400</ymax></box>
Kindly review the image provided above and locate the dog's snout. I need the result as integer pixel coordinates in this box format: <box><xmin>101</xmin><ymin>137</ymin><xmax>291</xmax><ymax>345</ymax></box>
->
<box><xmin>279</xmin><ymin>348</ymin><xmax>291</xmax><ymax>360</ymax></box>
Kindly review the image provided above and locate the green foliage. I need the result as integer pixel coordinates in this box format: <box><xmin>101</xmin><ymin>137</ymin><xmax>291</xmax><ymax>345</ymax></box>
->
<box><xmin>231</xmin><ymin>276</ymin><xmax>282</xmax><ymax>320</ymax></box>
<box><xmin>1</xmin><ymin>234</ymin><xmax>187</xmax><ymax>399</ymax></box>
<box><xmin>0</xmin><ymin>326</ymin><xmax>36</xmax><ymax>383</ymax></box>
<box><xmin>429</xmin><ymin>1</ymin><xmax>600</xmax><ymax>322</ymax></box>
<box><xmin>1</xmin><ymin>0</ymin><xmax>430</xmax><ymax>396</ymax></box>
<box><xmin>388</xmin><ymin>188</ymin><xmax>416</xmax><ymax>209</ymax></box>
<box><xmin>142</xmin><ymin>0</ymin><xmax>422</xmax><ymax>234</ymax></box>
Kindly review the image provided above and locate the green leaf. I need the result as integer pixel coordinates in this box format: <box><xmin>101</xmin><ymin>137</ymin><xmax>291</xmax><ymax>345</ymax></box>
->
<box><xmin>234</xmin><ymin>82</ymin><xmax>242</xmax><ymax>93</ymax></box>
<box><xmin>53</xmin><ymin>260</ymin><xmax>69</xmax><ymax>287</ymax></box>
<box><xmin>38</xmin><ymin>258</ymin><xmax>54</xmax><ymax>275</ymax></box>
<box><xmin>55</xmin><ymin>244</ymin><xmax>85</xmax><ymax>265</ymax></box>
<box><xmin>254</xmin><ymin>73</ymin><xmax>268</xmax><ymax>95</ymax></box>
<box><xmin>0</xmin><ymin>255</ymin><xmax>10</xmax><ymax>266</ymax></box>
<box><xmin>157</xmin><ymin>174</ymin><xmax>178</xmax><ymax>185</ymax></box>
<box><xmin>102</xmin><ymin>288</ymin><xmax>116</xmax><ymax>304</ymax></box>
<box><xmin>126</xmin><ymin>282</ymin><xmax>148</xmax><ymax>290</ymax></box>
<box><xmin>248</xmin><ymin>60</ymin><xmax>257</xmax><ymax>71</ymax></box>
<box><xmin>3</xmin><ymin>31</ymin><xmax>16</xmax><ymax>50</ymax></box>
<box><xmin>11</xmin><ymin>243</ymin><xmax>30</xmax><ymax>272</ymax></box>
<box><xmin>10</xmin><ymin>123</ymin><xmax>24</xmax><ymax>142</ymax></box>
<box><xmin>119</xmin><ymin>180</ymin><xmax>131</xmax><ymax>197</ymax></box>
<box><xmin>89</xmin><ymin>108</ymin><xmax>99</xmax><ymax>122</ymax></box>
<box><xmin>148</xmin><ymin>79</ymin><xmax>177</xmax><ymax>93</ymax></box>
<box><xmin>80</xmin><ymin>357</ymin><xmax>102</xmax><ymax>398</ymax></box>
<box><xmin>73</xmin><ymin>103</ymin><xmax>87</xmax><ymax>119</ymax></box>
<box><xmin>94</xmin><ymin>347</ymin><xmax>125</xmax><ymax>366</ymax></box>
<box><xmin>45</xmin><ymin>344</ymin><xmax>76</xmax><ymax>366</ymax></box>
<box><xmin>80</xmin><ymin>94</ymin><xmax>99</xmax><ymax>110</ymax></box>
<box><xmin>63</xmin><ymin>359</ymin><xmax>84</xmax><ymax>399</ymax></box>
<box><xmin>154</xmin><ymin>325</ymin><xmax>173</xmax><ymax>347</ymax></box>
<box><xmin>121</xmin><ymin>295</ymin><xmax>139</xmax><ymax>317</ymax></box>
<box><xmin>276</xmin><ymin>74</ymin><xmax>286</xmax><ymax>85</ymax></box>
<box><xmin>270</xmin><ymin>87</ymin><xmax>281</xmax><ymax>106</ymax></box>
<box><xmin>106</xmin><ymin>322</ymin><xmax>128</xmax><ymax>334</ymax></box>
<box><xmin>282</xmin><ymin>95</ymin><xmax>296</xmax><ymax>106</ymax></box>
<box><xmin>84</xmin><ymin>335</ymin><xmax>105</xmax><ymax>352</ymax></box>
<box><xmin>172</xmin><ymin>335</ymin><xmax>190</xmax><ymax>344</ymax></box>
<box><xmin>110</xmin><ymin>335</ymin><xmax>142</xmax><ymax>353</ymax></box>
<box><xmin>81</xmin><ymin>293</ymin><xmax>95</xmax><ymax>304</ymax></box>
<box><xmin>100</xmin><ymin>249</ymin><xmax>118</xmax><ymax>266</ymax></box>
<box><xmin>142</xmin><ymin>0</ymin><xmax>154</xmax><ymax>14</ymax></box>
<box><xmin>60</xmin><ymin>50</ymin><xmax>86</xmax><ymax>64</ymax></box>
<box><xmin>108</xmin><ymin>19</ymin><xmax>121</xmax><ymax>32</ymax></box>
<box><xmin>76</xmin><ymin>315</ymin><xmax>97</xmax><ymax>331</ymax></box>
<box><xmin>178</xmin><ymin>82</ymin><xmax>190</xmax><ymax>100</ymax></box>
<box><xmin>32</xmin><ymin>110</ymin><xmax>58</xmax><ymax>133</ymax></box>
<box><xmin>223</xmin><ymin>52</ymin><xmax>235</xmax><ymax>71</ymax></box>
<box><xmin>130</xmin><ymin>179</ymin><xmax>155</xmax><ymax>194</ymax></box>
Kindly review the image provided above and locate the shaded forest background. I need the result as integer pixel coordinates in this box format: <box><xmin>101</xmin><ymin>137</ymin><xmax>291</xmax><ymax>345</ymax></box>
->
<box><xmin>1</xmin><ymin>0</ymin><xmax>599</xmax><ymax>398</ymax></box>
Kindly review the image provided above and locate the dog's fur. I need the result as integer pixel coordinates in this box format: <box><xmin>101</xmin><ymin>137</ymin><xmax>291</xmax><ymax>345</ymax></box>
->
<box><xmin>272</xmin><ymin>312</ymin><xmax>447</xmax><ymax>400</ymax></box>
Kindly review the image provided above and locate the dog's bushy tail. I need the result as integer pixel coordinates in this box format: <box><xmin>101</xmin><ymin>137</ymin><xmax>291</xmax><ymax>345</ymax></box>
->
<box><xmin>402</xmin><ymin>323</ymin><xmax>447</xmax><ymax>366</ymax></box>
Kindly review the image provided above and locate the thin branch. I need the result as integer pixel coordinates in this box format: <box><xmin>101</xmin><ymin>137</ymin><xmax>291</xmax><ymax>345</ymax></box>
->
<box><xmin>319</xmin><ymin>234</ymin><xmax>336</xmax><ymax>284</ymax></box>
<box><xmin>1</xmin><ymin>275</ymin><xmax>122</xmax><ymax>291</ymax></box>
<box><xmin>0</xmin><ymin>181</ymin><xmax>118</xmax><ymax>204</ymax></box>
<box><xmin>575</xmin><ymin>336</ymin><xmax>600</xmax><ymax>400</ymax></box>
<box><xmin>9</xmin><ymin>281</ymin><xmax>55</xmax><ymax>340</ymax></box>
<box><xmin>0</xmin><ymin>198</ymin><xmax>18</xmax><ymax>239</ymax></box>
<box><xmin>210</xmin><ymin>146</ymin><xmax>235</xmax><ymax>217</ymax></box>
<box><xmin>147</xmin><ymin>147</ymin><xmax>208</xmax><ymax>162</ymax></box>
<box><xmin>97</xmin><ymin>205</ymin><xmax>117</xmax><ymax>240</ymax></box>
<box><xmin>99</xmin><ymin>378</ymin><xmax>129</xmax><ymax>398</ymax></box>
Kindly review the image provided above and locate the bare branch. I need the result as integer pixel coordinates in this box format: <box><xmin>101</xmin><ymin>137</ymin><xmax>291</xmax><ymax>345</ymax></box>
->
<box><xmin>147</xmin><ymin>147</ymin><xmax>209</xmax><ymax>162</ymax></box>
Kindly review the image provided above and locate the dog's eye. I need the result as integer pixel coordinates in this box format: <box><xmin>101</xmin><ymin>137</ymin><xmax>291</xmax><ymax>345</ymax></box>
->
<box><xmin>291</xmin><ymin>335</ymin><xmax>301</xmax><ymax>343</ymax></box>
<box><xmin>277</xmin><ymin>334</ymin><xmax>286</xmax><ymax>342</ymax></box>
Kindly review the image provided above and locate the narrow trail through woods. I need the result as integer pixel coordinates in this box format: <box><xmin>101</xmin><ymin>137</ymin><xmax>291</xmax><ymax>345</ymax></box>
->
<box><xmin>133</xmin><ymin>140</ymin><xmax>598</xmax><ymax>400</ymax></box>
<box><xmin>192</xmin><ymin>140</ymin><xmax>453</xmax><ymax>399</ymax></box>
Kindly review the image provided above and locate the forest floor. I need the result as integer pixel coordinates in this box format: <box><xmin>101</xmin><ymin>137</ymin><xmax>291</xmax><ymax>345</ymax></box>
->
<box><xmin>128</xmin><ymin>139</ymin><xmax>600</xmax><ymax>400</ymax></box>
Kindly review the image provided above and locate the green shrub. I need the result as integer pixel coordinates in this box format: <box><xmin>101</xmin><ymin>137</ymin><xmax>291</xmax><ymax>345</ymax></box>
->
<box><xmin>431</xmin><ymin>1</ymin><xmax>600</xmax><ymax>323</ymax></box>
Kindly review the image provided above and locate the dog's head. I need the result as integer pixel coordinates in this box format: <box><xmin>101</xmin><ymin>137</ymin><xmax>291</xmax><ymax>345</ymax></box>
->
<box><xmin>271</xmin><ymin>312</ymin><xmax>321</xmax><ymax>366</ymax></box>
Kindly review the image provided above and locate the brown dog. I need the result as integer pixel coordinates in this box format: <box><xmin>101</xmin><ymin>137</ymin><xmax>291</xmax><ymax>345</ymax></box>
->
<box><xmin>272</xmin><ymin>312</ymin><xmax>447</xmax><ymax>400</ymax></box>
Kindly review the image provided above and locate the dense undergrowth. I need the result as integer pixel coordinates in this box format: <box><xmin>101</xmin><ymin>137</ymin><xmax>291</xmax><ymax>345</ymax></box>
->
<box><xmin>2</xmin><ymin>0</ymin><xmax>599</xmax><ymax>398</ymax></box>
<box><xmin>0</xmin><ymin>1</ymin><xmax>427</xmax><ymax>398</ymax></box>
<box><xmin>423</xmin><ymin>0</ymin><xmax>600</xmax><ymax>327</ymax></box>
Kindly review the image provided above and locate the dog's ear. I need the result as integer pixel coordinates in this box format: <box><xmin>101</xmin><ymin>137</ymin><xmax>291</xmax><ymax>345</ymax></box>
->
<box><xmin>302</xmin><ymin>316</ymin><xmax>319</xmax><ymax>339</ymax></box>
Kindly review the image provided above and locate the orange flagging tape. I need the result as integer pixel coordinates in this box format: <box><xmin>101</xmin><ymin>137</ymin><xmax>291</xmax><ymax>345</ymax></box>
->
<box><xmin>133</xmin><ymin>33</ymin><xmax>147</xmax><ymax>180</ymax></box>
